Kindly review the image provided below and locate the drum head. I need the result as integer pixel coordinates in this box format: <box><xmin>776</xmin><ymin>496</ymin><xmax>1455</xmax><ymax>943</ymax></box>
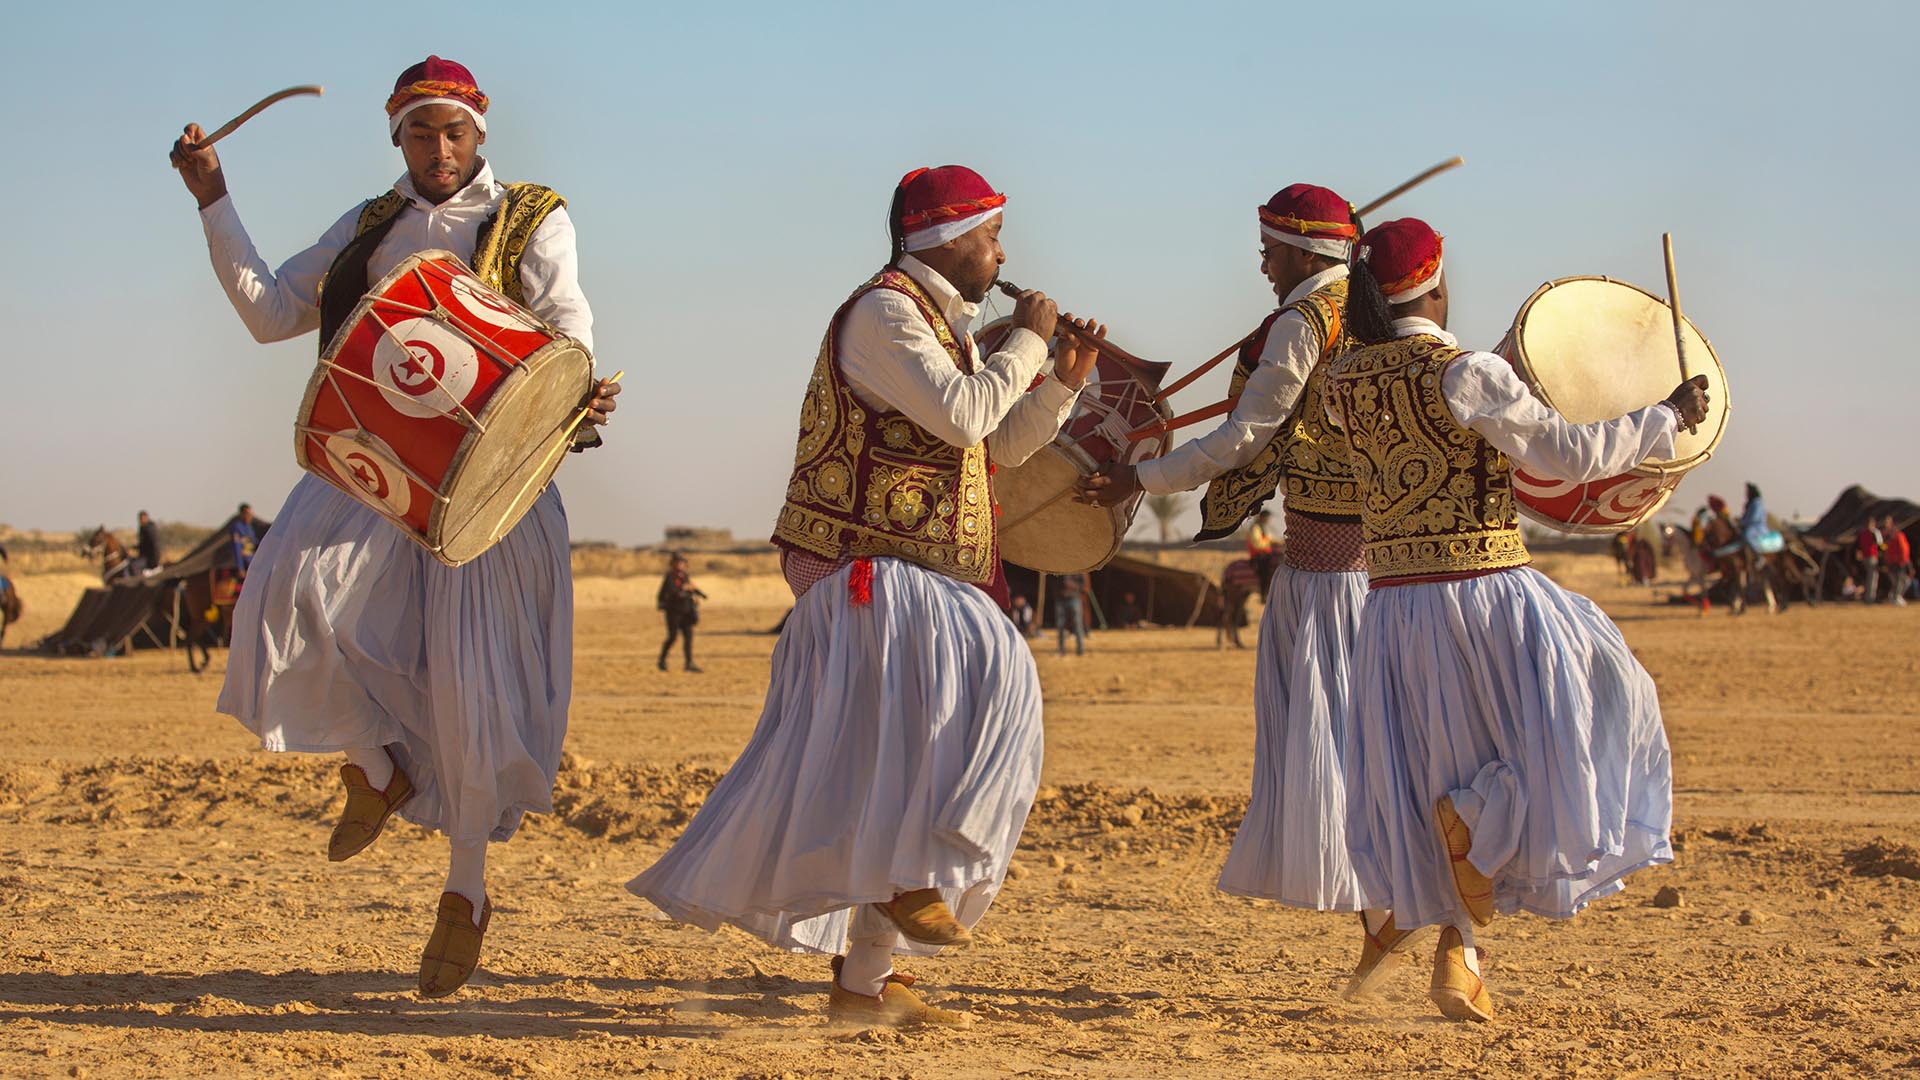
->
<box><xmin>433</xmin><ymin>341</ymin><xmax>593</xmax><ymax>565</ymax></box>
<box><xmin>1508</xmin><ymin>277</ymin><xmax>1728</xmax><ymax>467</ymax></box>
<box><xmin>996</xmin><ymin>446</ymin><xmax>1128</xmax><ymax>574</ymax></box>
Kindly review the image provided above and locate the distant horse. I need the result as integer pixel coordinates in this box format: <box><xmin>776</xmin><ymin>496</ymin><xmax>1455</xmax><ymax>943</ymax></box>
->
<box><xmin>82</xmin><ymin>526</ymin><xmax>133</xmax><ymax>584</ymax></box>
<box><xmin>0</xmin><ymin>575</ymin><xmax>20</xmax><ymax>648</ymax></box>
<box><xmin>1218</xmin><ymin>558</ymin><xmax>1260</xmax><ymax>649</ymax></box>
<box><xmin>1699</xmin><ymin>515</ymin><xmax>1819</xmax><ymax>615</ymax></box>
<box><xmin>1610</xmin><ymin>533</ymin><xmax>1658</xmax><ymax>586</ymax></box>
<box><xmin>1660</xmin><ymin>523</ymin><xmax>1713</xmax><ymax>611</ymax></box>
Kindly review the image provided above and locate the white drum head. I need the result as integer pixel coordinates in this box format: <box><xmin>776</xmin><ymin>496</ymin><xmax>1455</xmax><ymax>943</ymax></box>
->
<box><xmin>433</xmin><ymin>341</ymin><xmax>593</xmax><ymax>565</ymax></box>
<box><xmin>1510</xmin><ymin>277</ymin><xmax>1727</xmax><ymax>467</ymax></box>
<box><xmin>996</xmin><ymin>446</ymin><xmax>1128</xmax><ymax>574</ymax></box>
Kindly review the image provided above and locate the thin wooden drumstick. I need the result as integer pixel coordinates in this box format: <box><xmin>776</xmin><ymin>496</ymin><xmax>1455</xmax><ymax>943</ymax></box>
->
<box><xmin>1662</xmin><ymin>233</ymin><xmax>1700</xmax><ymax>436</ymax></box>
<box><xmin>1146</xmin><ymin>157</ymin><xmax>1465</xmax><ymax>410</ymax></box>
<box><xmin>997</xmin><ymin>482</ymin><xmax>1083</xmax><ymax>536</ymax></box>
<box><xmin>182</xmin><ymin>85</ymin><xmax>323</xmax><ymax>156</ymax></box>
<box><xmin>1354</xmin><ymin>156</ymin><xmax>1464</xmax><ymax>220</ymax></box>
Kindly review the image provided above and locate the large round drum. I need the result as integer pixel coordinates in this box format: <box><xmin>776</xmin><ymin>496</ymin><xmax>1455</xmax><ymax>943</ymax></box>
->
<box><xmin>976</xmin><ymin>318</ymin><xmax>1172</xmax><ymax>573</ymax></box>
<box><xmin>295</xmin><ymin>250</ymin><xmax>595</xmax><ymax>566</ymax></box>
<box><xmin>1495</xmin><ymin>276</ymin><xmax>1728</xmax><ymax>534</ymax></box>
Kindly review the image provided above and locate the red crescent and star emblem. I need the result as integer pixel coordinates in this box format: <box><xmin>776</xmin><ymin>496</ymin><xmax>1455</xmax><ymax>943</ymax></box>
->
<box><xmin>392</xmin><ymin>339</ymin><xmax>446</xmax><ymax>394</ymax></box>
<box><xmin>343</xmin><ymin>452</ymin><xmax>391</xmax><ymax>499</ymax></box>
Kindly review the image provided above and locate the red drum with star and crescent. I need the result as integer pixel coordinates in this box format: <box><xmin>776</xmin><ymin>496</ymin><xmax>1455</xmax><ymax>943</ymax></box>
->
<box><xmin>295</xmin><ymin>250</ymin><xmax>596</xmax><ymax>566</ymax></box>
<box><xmin>1495</xmin><ymin>276</ymin><xmax>1729</xmax><ymax>535</ymax></box>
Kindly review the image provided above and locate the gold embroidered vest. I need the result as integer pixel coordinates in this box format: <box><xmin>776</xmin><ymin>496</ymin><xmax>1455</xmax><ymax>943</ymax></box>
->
<box><xmin>771</xmin><ymin>269</ymin><xmax>997</xmax><ymax>584</ymax></box>
<box><xmin>1195</xmin><ymin>279</ymin><xmax>1354</xmax><ymax>539</ymax></box>
<box><xmin>1327</xmin><ymin>333</ymin><xmax>1531</xmax><ymax>584</ymax></box>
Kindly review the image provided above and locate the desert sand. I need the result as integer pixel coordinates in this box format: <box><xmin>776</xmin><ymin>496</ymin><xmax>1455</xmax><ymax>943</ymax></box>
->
<box><xmin>0</xmin><ymin>552</ymin><xmax>1916</xmax><ymax>1078</ymax></box>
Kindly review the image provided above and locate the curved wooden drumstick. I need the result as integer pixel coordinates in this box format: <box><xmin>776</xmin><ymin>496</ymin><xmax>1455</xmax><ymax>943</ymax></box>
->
<box><xmin>1150</xmin><ymin>157</ymin><xmax>1467</xmax><ymax>405</ymax></box>
<box><xmin>1354</xmin><ymin>156</ymin><xmax>1464</xmax><ymax>220</ymax></box>
<box><xmin>184</xmin><ymin>85</ymin><xmax>324</xmax><ymax>156</ymax></box>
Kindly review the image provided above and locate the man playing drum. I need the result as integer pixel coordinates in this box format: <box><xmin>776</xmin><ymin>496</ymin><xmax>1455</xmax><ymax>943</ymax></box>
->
<box><xmin>628</xmin><ymin>166</ymin><xmax>1099</xmax><ymax>1025</ymax></box>
<box><xmin>1325</xmin><ymin>218</ymin><xmax>1710</xmax><ymax>1022</ymax></box>
<box><xmin>169</xmin><ymin>55</ymin><xmax>619</xmax><ymax>998</ymax></box>
<box><xmin>1077</xmin><ymin>185</ymin><xmax>1406</xmax><ymax>997</ymax></box>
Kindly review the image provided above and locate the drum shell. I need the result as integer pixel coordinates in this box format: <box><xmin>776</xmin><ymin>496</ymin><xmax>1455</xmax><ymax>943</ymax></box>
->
<box><xmin>974</xmin><ymin>318</ymin><xmax>1172</xmax><ymax>573</ymax></box>
<box><xmin>1496</xmin><ymin>276</ymin><xmax>1728</xmax><ymax>535</ymax></box>
<box><xmin>294</xmin><ymin>251</ymin><xmax>593</xmax><ymax>566</ymax></box>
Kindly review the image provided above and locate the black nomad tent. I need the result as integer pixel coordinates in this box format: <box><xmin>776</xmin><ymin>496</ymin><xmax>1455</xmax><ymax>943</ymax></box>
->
<box><xmin>39</xmin><ymin>514</ymin><xmax>270</xmax><ymax>657</ymax></box>
<box><xmin>1797</xmin><ymin>485</ymin><xmax>1919</xmax><ymax>598</ymax></box>
<box><xmin>1008</xmin><ymin>553</ymin><xmax>1224</xmax><ymax>630</ymax></box>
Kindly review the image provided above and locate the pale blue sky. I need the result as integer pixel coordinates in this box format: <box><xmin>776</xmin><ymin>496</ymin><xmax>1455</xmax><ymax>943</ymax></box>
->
<box><xmin>2</xmin><ymin>1</ymin><xmax>1912</xmax><ymax>543</ymax></box>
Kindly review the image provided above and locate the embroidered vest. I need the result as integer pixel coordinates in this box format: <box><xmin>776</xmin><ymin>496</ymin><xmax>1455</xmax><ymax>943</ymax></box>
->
<box><xmin>1194</xmin><ymin>279</ymin><xmax>1353</xmax><ymax>540</ymax></box>
<box><xmin>771</xmin><ymin>270</ymin><xmax>998</xmax><ymax>584</ymax></box>
<box><xmin>1327</xmin><ymin>333</ymin><xmax>1531</xmax><ymax>585</ymax></box>
<box><xmin>315</xmin><ymin>182</ymin><xmax>566</xmax><ymax>349</ymax></box>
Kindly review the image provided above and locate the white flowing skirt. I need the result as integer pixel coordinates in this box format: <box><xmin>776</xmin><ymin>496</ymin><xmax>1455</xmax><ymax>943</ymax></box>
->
<box><xmin>627</xmin><ymin>557</ymin><xmax>1044</xmax><ymax>957</ymax></box>
<box><xmin>217</xmin><ymin>475</ymin><xmax>574</xmax><ymax>844</ymax></box>
<box><xmin>1344</xmin><ymin>567</ymin><xmax>1673</xmax><ymax>929</ymax></box>
<box><xmin>1217</xmin><ymin>565</ymin><xmax>1369</xmax><ymax>910</ymax></box>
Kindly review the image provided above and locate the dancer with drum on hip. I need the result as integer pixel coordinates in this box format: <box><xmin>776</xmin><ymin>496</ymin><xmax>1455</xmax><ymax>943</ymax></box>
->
<box><xmin>170</xmin><ymin>55</ymin><xmax>619</xmax><ymax>998</ymax></box>
<box><xmin>1077</xmin><ymin>184</ymin><xmax>1409</xmax><ymax>998</ymax></box>
<box><xmin>629</xmin><ymin>165</ymin><xmax>1101</xmax><ymax>1026</ymax></box>
<box><xmin>1324</xmin><ymin>218</ymin><xmax>1709</xmax><ymax>1023</ymax></box>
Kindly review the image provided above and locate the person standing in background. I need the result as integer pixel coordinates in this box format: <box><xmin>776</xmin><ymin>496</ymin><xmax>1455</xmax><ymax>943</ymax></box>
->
<box><xmin>134</xmin><ymin>512</ymin><xmax>162</xmax><ymax>575</ymax></box>
<box><xmin>1880</xmin><ymin>517</ymin><xmax>1909</xmax><ymax>606</ymax></box>
<box><xmin>1056</xmin><ymin>571</ymin><xmax>1089</xmax><ymax>656</ymax></box>
<box><xmin>657</xmin><ymin>554</ymin><xmax>707</xmax><ymax>672</ymax></box>
<box><xmin>1856</xmin><ymin>519</ymin><xmax>1883</xmax><ymax>603</ymax></box>
<box><xmin>1009</xmin><ymin>593</ymin><xmax>1036</xmax><ymax>638</ymax></box>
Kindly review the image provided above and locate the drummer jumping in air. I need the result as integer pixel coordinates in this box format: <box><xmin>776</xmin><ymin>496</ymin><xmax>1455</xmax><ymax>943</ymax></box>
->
<box><xmin>629</xmin><ymin>166</ymin><xmax>1100</xmax><ymax>1025</ymax></box>
<box><xmin>1078</xmin><ymin>184</ymin><xmax>1407</xmax><ymax>997</ymax></box>
<box><xmin>1325</xmin><ymin>218</ymin><xmax>1709</xmax><ymax>1022</ymax></box>
<box><xmin>170</xmin><ymin>55</ymin><xmax>619</xmax><ymax>998</ymax></box>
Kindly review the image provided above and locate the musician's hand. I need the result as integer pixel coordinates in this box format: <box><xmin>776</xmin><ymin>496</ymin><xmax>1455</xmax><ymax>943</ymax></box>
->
<box><xmin>1012</xmin><ymin>289</ymin><xmax>1059</xmax><ymax>342</ymax></box>
<box><xmin>1054</xmin><ymin>315</ymin><xmax>1105</xmax><ymax>390</ymax></box>
<box><xmin>1075</xmin><ymin>461</ymin><xmax>1142</xmax><ymax>507</ymax></box>
<box><xmin>169</xmin><ymin>123</ymin><xmax>229</xmax><ymax>210</ymax></box>
<box><xmin>584</xmin><ymin>377</ymin><xmax>622</xmax><ymax>426</ymax></box>
<box><xmin>1663</xmin><ymin>374</ymin><xmax>1709</xmax><ymax>434</ymax></box>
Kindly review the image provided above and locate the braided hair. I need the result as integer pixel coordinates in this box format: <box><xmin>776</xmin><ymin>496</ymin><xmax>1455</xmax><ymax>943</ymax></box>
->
<box><xmin>886</xmin><ymin>180</ymin><xmax>909</xmax><ymax>267</ymax></box>
<box><xmin>1342</xmin><ymin>209</ymin><xmax>1399</xmax><ymax>346</ymax></box>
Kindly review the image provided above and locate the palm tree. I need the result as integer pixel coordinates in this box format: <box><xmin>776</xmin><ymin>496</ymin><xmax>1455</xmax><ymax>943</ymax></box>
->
<box><xmin>1143</xmin><ymin>494</ymin><xmax>1188</xmax><ymax>545</ymax></box>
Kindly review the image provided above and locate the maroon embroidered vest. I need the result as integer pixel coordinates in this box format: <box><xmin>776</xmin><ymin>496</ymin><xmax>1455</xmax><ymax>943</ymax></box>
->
<box><xmin>771</xmin><ymin>269</ymin><xmax>1000</xmax><ymax>585</ymax></box>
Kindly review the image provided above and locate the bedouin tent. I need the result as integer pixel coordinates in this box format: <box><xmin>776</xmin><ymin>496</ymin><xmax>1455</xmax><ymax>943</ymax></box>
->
<box><xmin>1796</xmin><ymin>485</ymin><xmax>1919</xmax><ymax>598</ymax></box>
<box><xmin>38</xmin><ymin>513</ymin><xmax>270</xmax><ymax>656</ymax></box>
<box><xmin>1007</xmin><ymin>553</ymin><xmax>1223</xmax><ymax>631</ymax></box>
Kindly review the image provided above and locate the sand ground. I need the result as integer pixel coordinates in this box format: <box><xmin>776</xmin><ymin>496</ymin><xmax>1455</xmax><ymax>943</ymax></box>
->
<box><xmin>0</xmin><ymin>554</ymin><xmax>1916</xmax><ymax>1078</ymax></box>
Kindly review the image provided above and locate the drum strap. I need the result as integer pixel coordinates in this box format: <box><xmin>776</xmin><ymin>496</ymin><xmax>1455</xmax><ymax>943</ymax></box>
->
<box><xmin>315</xmin><ymin>193</ymin><xmax>410</xmax><ymax>355</ymax></box>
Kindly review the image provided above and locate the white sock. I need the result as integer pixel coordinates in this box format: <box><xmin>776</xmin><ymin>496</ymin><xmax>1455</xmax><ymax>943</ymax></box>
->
<box><xmin>344</xmin><ymin>746</ymin><xmax>395</xmax><ymax>790</ymax></box>
<box><xmin>445</xmin><ymin>840</ymin><xmax>488</xmax><ymax>926</ymax></box>
<box><xmin>1362</xmin><ymin>908</ymin><xmax>1393</xmax><ymax>936</ymax></box>
<box><xmin>839</xmin><ymin>912</ymin><xmax>899</xmax><ymax>997</ymax></box>
<box><xmin>1453</xmin><ymin>920</ymin><xmax>1481</xmax><ymax>974</ymax></box>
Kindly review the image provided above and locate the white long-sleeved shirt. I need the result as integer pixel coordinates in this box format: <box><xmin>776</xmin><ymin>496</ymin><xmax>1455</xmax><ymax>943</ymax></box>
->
<box><xmin>1324</xmin><ymin>317</ymin><xmax>1677</xmax><ymax>483</ymax></box>
<box><xmin>198</xmin><ymin>158</ymin><xmax>593</xmax><ymax>352</ymax></box>
<box><xmin>1136</xmin><ymin>263</ymin><xmax>1349</xmax><ymax>495</ymax></box>
<box><xmin>838</xmin><ymin>255</ymin><xmax>1080</xmax><ymax>467</ymax></box>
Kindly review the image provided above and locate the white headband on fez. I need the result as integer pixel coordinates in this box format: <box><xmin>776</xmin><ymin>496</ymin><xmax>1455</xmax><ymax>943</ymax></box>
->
<box><xmin>389</xmin><ymin>96</ymin><xmax>487</xmax><ymax>138</ymax></box>
<box><xmin>1384</xmin><ymin>256</ymin><xmax>1443</xmax><ymax>304</ymax></box>
<box><xmin>904</xmin><ymin>207</ymin><xmax>1003</xmax><ymax>252</ymax></box>
<box><xmin>1260</xmin><ymin>224</ymin><xmax>1353</xmax><ymax>260</ymax></box>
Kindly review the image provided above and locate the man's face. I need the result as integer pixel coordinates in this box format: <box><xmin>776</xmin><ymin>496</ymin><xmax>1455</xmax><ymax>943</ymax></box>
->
<box><xmin>942</xmin><ymin>216</ymin><xmax>1006</xmax><ymax>303</ymax></box>
<box><xmin>240</xmin><ymin>508</ymin><xmax>254</xmax><ymax>523</ymax></box>
<box><xmin>1259</xmin><ymin>239</ymin><xmax>1319</xmax><ymax>299</ymax></box>
<box><xmin>1432</xmin><ymin>269</ymin><xmax>1450</xmax><ymax>329</ymax></box>
<box><xmin>138</xmin><ymin>513</ymin><xmax>150</xmax><ymax>525</ymax></box>
<box><xmin>397</xmin><ymin>103</ymin><xmax>485</xmax><ymax>204</ymax></box>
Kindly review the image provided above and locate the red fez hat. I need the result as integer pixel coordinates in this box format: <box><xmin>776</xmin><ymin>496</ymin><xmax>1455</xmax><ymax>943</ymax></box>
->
<box><xmin>1708</xmin><ymin>494</ymin><xmax>1727</xmax><ymax>513</ymax></box>
<box><xmin>1360</xmin><ymin>218</ymin><xmax>1445</xmax><ymax>302</ymax></box>
<box><xmin>896</xmin><ymin>165</ymin><xmax>1007</xmax><ymax>251</ymax></box>
<box><xmin>386</xmin><ymin>55</ymin><xmax>489</xmax><ymax>119</ymax></box>
<box><xmin>1258</xmin><ymin>184</ymin><xmax>1357</xmax><ymax>256</ymax></box>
